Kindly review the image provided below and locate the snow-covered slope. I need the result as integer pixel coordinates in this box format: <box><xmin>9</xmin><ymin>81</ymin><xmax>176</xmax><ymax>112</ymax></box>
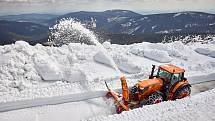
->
<box><xmin>86</xmin><ymin>88</ymin><xmax>215</xmax><ymax>121</ymax></box>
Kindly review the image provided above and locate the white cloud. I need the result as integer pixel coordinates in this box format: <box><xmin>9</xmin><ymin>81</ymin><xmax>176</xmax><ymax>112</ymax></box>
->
<box><xmin>0</xmin><ymin>0</ymin><xmax>56</xmax><ymax>2</ymax></box>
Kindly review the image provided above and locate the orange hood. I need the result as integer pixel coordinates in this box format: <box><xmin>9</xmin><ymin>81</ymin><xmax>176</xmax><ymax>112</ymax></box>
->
<box><xmin>137</xmin><ymin>77</ymin><xmax>163</xmax><ymax>89</ymax></box>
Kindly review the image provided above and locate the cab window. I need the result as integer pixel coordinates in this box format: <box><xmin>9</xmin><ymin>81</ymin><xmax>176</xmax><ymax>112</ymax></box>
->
<box><xmin>157</xmin><ymin>69</ymin><xmax>171</xmax><ymax>80</ymax></box>
<box><xmin>171</xmin><ymin>73</ymin><xmax>183</xmax><ymax>84</ymax></box>
<box><xmin>172</xmin><ymin>73</ymin><xmax>179</xmax><ymax>84</ymax></box>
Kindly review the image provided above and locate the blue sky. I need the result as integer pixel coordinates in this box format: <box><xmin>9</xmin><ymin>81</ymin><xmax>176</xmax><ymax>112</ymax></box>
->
<box><xmin>0</xmin><ymin>0</ymin><xmax>215</xmax><ymax>15</ymax></box>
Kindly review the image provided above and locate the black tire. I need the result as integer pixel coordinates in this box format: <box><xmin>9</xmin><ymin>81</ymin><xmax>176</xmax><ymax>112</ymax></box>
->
<box><xmin>141</xmin><ymin>92</ymin><xmax>163</xmax><ymax>106</ymax></box>
<box><xmin>173</xmin><ymin>85</ymin><xmax>191</xmax><ymax>100</ymax></box>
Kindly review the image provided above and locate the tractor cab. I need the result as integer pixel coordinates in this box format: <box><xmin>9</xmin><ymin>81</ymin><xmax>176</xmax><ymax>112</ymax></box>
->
<box><xmin>155</xmin><ymin>64</ymin><xmax>190</xmax><ymax>100</ymax></box>
<box><xmin>157</xmin><ymin>64</ymin><xmax>185</xmax><ymax>85</ymax></box>
<box><xmin>148</xmin><ymin>64</ymin><xmax>190</xmax><ymax>100</ymax></box>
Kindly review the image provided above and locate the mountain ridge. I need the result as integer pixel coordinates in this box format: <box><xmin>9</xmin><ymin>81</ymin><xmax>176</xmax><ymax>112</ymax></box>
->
<box><xmin>47</xmin><ymin>10</ymin><xmax>215</xmax><ymax>34</ymax></box>
<box><xmin>0</xmin><ymin>20</ymin><xmax>49</xmax><ymax>45</ymax></box>
<box><xmin>0</xmin><ymin>10</ymin><xmax>215</xmax><ymax>45</ymax></box>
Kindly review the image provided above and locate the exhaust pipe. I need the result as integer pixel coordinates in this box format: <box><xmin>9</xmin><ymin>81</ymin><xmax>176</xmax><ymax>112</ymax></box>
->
<box><xmin>149</xmin><ymin>65</ymin><xmax>155</xmax><ymax>79</ymax></box>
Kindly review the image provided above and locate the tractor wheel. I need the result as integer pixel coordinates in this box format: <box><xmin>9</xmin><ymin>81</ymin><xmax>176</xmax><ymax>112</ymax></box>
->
<box><xmin>141</xmin><ymin>92</ymin><xmax>163</xmax><ymax>106</ymax></box>
<box><xmin>173</xmin><ymin>85</ymin><xmax>191</xmax><ymax>100</ymax></box>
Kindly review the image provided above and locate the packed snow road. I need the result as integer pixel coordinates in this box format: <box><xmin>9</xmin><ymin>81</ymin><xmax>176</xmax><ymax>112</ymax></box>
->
<box><xmin>0</xmin><ymin>71</ymin><xmax>213</xmax><ymax>114</ymax></box>
<box><xmin>0</xmin><ymin>76</ymin><xmax>214</xmax><ymax>113</ymax></box>
<box><xmin>0</xmin><ymin>90</ymin><xmax>108</xmax><ymax>112</ymax></box>
<box><xmin>191</xmin><ymin>80</ymin><xmax>215</xmax><ymax>95</ymax></box>
<box><xmin>0</xmin><ymin>97</ymin><xmax>114</xmax><ymax>121</ymax></box>
<box><xmin>0</xmin><ymin>82</ymin><xmax>214</xmax><ymax>121</ymax></box>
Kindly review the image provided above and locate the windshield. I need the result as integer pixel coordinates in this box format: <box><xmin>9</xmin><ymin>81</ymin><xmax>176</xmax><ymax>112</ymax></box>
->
<box><xmin>157</xmin><ymin>69</ymin><xmax>184</xmax><ymax>83</ymax></box>
<box><xmin>157</xmin><ymin>69</ymin><xmax>171</xmax><ymax>81</ymax></box>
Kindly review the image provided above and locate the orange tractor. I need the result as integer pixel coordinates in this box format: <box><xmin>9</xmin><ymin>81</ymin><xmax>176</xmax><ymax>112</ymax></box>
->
<box><xmin>105</xmin><ymin>64</ymin><xmax>191</xmax><ymax>113</ymax></box>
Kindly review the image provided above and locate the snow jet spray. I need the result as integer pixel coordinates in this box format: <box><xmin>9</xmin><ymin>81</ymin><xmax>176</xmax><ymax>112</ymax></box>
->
<box><xmin>49</xmin><ymin>18</ymin><xmax>98</xmax><ymax>46</ymax></box>
<box><xmin>48</xmin><ymin>18</ymin><xmax>122</xmax><ymax>75</ymax></box>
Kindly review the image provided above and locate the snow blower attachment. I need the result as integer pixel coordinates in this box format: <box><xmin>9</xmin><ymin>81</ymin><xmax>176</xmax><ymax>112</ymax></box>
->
<box><xmin>105</xmin><ymin>64</ymin><xmax>191</xmax><ymax>114</ymax></box>
<box><xmin>105</xmin><ymin>77</ymin><xmax>129</xmax><ymax>113</ymax></box>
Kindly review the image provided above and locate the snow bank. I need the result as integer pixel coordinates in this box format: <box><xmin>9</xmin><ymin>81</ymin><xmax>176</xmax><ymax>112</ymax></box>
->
<box><xmin>113</xmin><ymin>54</ymin><xmax>141</xmax><ymax>74</ymax></box>
<box><xmin>130</xmin><ymin>46</ymin><xmax>173</xmax><ymax>63</ymax></box>
<box><xmin>0</xmin><ymin>41</ymin><xmax>91</xmax><ymax>97</ymax></box>
<box><xmin>144</xmin><ymin>49</ymin><xmax>172</xmax><ymax>63</ymax></box>
<box><xmin>33</xmin><ymin>53</ymin><xmax>86</xmax><ymax>82</ymax></box>
<box><xmin>210</xmin><ymin>40</ymin><xmax>215</xmax><ymax>44</ymax></box>
<box><xmin>195</xmin><ymin>48</ymin><xmax>211</xmax><ymax>55</ymax></box>
<box><xmin>33</xmin><ymin>54</ymin><xmax>63</xmax><ymax>81</ymax></box>
<box><xmin>86</xmin><ymin>88</ymin><xmax>215</xmax><ymax>121</ymax></box>
<box><xmin>94</xmin><ymin>51</ymin><xmax>114</xmax><ymax>68</ymax></box>
<box><xmin>209</xmin><ymin>51</ymin><xmax>215</xmax><ymax>58</ymax></box>
<box><xmin>0</xmin><ymin>55</ymin><xmax>10</xmax><ymax>65</ymax></box>
<box><xmin>0</xmin><ymin>41</ymin><xmax>41</xmax><ymax>94</ymax></box>
<box><xmin>5</xmin><ymin>41</ymin><xmax>88</xmax><ymax>83</ymax></box>
<box><xmin>94</xmin><ymin>51</ymin><xmax>141</xmax><ymax>74</ymax></box>
<box><xmin>63</xmin><ymin>69</ymin><xmax>87</xmax><ymax>83</ymax></box>
<box><xmin>130</xmin><ymin>42</ymin><xmax>189</xmax><ymax>63</ymax></box>
<box><xmin>195</xmin><ymin>48</ymin><xmax>215</xmax><ymax>58</ymax></box>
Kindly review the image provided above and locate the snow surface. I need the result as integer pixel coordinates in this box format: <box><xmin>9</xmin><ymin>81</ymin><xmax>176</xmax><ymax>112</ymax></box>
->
<box><xmin>209</xmin><ymin>51</ymin><xmax>215</xmax><ymax>58</ymax></box>
<box><xmin>195</xmin><ymin>48</ymin><xmax>211</xmax><ymax>55</ymax></box>
<box><xmin>195</xmin><ymin>47</ymin><xmax>215</xmax><ymax>58</ymax></box>
<box><xmin>1</xmin><ymin>17</ymin><xmax>215</xmax><ymax>121</ymax></box>
<box><xmin>0</xmin><ymin>87</ymin><xmax>214</xmax><ymax>121</ymax></box>
<box><xmin>94</xmin><ymin>51</ymin><xmax>115</xmax><ymax>68</ymax></box>
<box><xmin>0</xmin><ymin>97</ymin><xmax>114</xmax><ymax>121</ymax></box>
<box><xmin>143</xmin><ymin>49</ymin><xmax>172</xmax><ymax>63</ymax></box>
<box><xmin>0</xmin><ymin>41</ymin><xmax>215</xmax><ymax>103</ymax></box>
<box><xmin>0</xmin><ymin>40</ymin><xmax>215</xmax><ymax>121</ymax></box>
<box><xmin>86</xmin><ymin>88</ymin><xmax>215</xmax><ymax>121</ymax></box>
<box><xmin>107</xmin><ymin>17</ymin><xmax>127</xmax><ymax>23</ymax></box>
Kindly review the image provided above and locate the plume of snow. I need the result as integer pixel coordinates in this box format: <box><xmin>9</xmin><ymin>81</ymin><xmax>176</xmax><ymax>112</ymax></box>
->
<box><xmin>48</xmin><ymin>18</ymin><xmax>99</xmax><ymax>46</ymax></box>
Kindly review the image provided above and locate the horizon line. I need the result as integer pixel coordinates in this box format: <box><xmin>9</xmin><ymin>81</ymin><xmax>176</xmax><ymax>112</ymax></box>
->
<box><xmin>0</xmin><ymin>9</ymin><xmax>215</xmax><ymax>16</ymax></box>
